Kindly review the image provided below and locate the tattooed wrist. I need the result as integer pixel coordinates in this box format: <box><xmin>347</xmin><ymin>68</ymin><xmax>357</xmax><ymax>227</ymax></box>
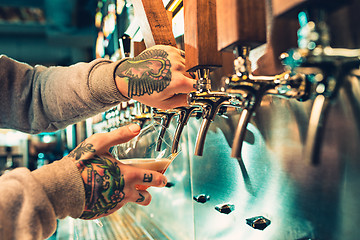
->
<box><xmin>68</xmin><ymin>144</ymin><xmax>125</xmax><ymax>220</ymax></box>
<box><xmin>115</xmin><ymin>49</ymin><xmax>172</xmax><ymax>98</ymax></box>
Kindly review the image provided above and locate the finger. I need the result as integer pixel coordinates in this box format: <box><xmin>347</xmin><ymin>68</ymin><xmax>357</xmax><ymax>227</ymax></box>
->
<box><xmin>107</xmin><ymin>123</ymin><xmax>141</xmax><ymax>147</ymax></box>
<box><xmin>133</xmin><ymin>191</ymin><xmax>152</xmax><ymax>206</ymax></box>
<box><xmin>124</xmin><ymin>168</ymin><xmax>168</xmax><ymax>188</ymax></box>
<box><xmin>89</xmin><ymin>124</ymin><xmax>141</xmax><ymax>151</ymax></box>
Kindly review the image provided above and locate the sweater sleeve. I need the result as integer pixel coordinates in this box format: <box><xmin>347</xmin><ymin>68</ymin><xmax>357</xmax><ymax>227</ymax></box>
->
<box><xmin>0</xmin><ymin>55</ymin><xmax>129</xmax><ymax>134</ymax></box>
<box><xmin>0</xmin><ymin>157</ymin><xmax>85</xmax><ymax>240</ymax></box>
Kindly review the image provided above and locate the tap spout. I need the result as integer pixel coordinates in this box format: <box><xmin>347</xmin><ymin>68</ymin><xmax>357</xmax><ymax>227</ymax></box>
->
<box><xmin>172</xmin><ymin>106</ymin><xmax>200</xmax><ymax>153</ymax></box>
<box><xmin>194</xmin><ymin>117</ymin><xmax>211</xmax><ymax>156</ymax></box>
<box><xmin>231</xmin><ymin>108</ymin><xmax>253</xmax><ymax>159</ymax></box>
<box><xmin>154</xmin><ymin>110</ymin><xmax>177</xmax><ymax>151</ymax></box>
<box><xmin>189</xmin><ymin>92</ymin><xmax>231</xmax><ymax>156</ymax></box>
<box><xmin>304</xmin><ymin>95</ymin><xmax>330</xmax><ymax>165</ymax></box>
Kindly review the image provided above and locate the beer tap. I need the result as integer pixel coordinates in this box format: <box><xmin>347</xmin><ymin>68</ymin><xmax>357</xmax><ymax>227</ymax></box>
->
<box><xmin>215</xmin><ymin>0</ymin><xmax>312</xmax><ymax>159</ymax></box>
<box><xmin>187</xmin><ymin>68</ymin><xmax>231</xmax><ymax>156</ymax></box>
<box><xmin>277</xmin><ymin>5</ymin><xmax>360</xmax><ymax>165</ymax></box>
<box><xmin>225</xmin><ymin>46</ymin><xmax>310</xmax><ymax>159</ymax></box>
<box><xmin>183</xmin><ymin>0</ymin><xmax>230</xmax><ymax>156</ymax></box>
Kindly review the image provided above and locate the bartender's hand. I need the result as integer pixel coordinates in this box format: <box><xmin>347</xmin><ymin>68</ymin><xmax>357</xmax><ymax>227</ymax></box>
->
<box><xmin>66</xmin><ymin>124</ymin><xmax>167</xmax><ymax>220</ymax></box>
<box><xmin>115</xmin><ymin>45</ymin><xmax>195</xmax><ymax>110</ymax></box>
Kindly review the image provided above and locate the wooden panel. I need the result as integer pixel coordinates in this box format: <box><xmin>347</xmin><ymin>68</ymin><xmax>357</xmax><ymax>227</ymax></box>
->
<box><xmin>132</xmin><ymin>0</ymin><xmax>176</xmax><ymax>47</ymax></box>
<box><xmin>216</xmin><ymin>0</ymin><xmax>266</xmax><ymax>51</ymax></box>
<box><xmin>184</xmin><ymin>0</ymin><xmax>222</xmax><ymax>72</ymax></box>
<box><xmin>272</xmin><ymin>0</ymin><xmax>304</xmax><ymax>17</ymax></box>
<box><xmin>133</xmin><ymin>40</ymin><xmax>146</xmax><ymax>56</ymax></box>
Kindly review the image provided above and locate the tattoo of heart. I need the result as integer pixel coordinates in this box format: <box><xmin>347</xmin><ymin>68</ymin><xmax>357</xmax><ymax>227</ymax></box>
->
<box><xmin>68</xmin><ymin>142</ymin><xmax>95</xmax><ymax>160</ymax></box>
<box><xmin>143</xmin><ymin>173</ymin><xmax>153</xmax><ymax>182</ymax></box>
<box><xmin>74</xmin><ymin>155</ymin><xmax>125</xmax><ymax>220</ymax></box>
<box><xmin>116</xmin><ymin>49</ymin><xmax>172</xmax><ymax>97</ymax></box>
<box><xmin>136</xmin><ymin>193</ymin><xmax>145</xmax><ymax>202</ymax></box>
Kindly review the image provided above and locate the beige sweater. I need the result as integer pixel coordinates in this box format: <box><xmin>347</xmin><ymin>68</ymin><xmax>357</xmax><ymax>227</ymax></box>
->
<box><xmin>0</xmin><ymin>55</ymin><xmax>129</xmax><ymax>239</ymax></box>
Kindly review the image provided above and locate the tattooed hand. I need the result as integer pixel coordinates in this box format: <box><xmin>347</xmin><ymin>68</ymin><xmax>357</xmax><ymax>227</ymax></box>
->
<box><xmin>67</xmin><ymin>124</ymin><xmax>167</xmax><ymax>220</ymax></box>
<box><xmin>115</xmin><ymin>45</ymin><xmax>195</xmax><ymax>110</ymax></box>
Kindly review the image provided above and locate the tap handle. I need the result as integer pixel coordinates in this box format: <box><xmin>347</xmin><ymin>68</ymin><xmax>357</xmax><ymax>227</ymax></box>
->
<box><xmin>156</xmin><ymin>112</ymin><xmax>176</xmax><ymax>152</ymax></box>
<box><xmin>119</xmin><ymin>34</ymin><xmax>131</xmax><ymax>57</ymax></box>
<box><xmin>304</xmin><ymin>94</ymin><xmax>331</xmax><ymax>165</ymax></box>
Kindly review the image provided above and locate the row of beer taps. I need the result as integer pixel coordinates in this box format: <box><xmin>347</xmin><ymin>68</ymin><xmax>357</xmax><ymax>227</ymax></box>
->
<box><xmin>98</xmin><ymin>6</ymin><xmax>360</xmax><ymax>166</ymax></box>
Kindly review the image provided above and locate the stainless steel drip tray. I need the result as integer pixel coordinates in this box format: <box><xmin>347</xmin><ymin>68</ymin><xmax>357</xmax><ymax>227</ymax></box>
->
<box><xmin>56</xmin><ymin>204</ymin><xmax>170</xmax><ymax>240</ymax></box>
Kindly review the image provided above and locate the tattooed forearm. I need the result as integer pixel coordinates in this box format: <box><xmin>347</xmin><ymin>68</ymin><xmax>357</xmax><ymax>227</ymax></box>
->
<box><xmin>115</xmin><ymin>49</ymin><xmax>172</xmax><ymax>98</ymax></box>
<box><xmin>69</xmin><ymin>150</ymin><xmax>125</xmax><ymax>220</ymax></box>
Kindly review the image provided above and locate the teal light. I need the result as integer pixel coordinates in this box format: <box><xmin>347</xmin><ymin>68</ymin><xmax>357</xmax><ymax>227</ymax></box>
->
<box><xmin>298</xmin><ymin>11</ymin><xmax>308</xmax><ymax>28</ymax></box>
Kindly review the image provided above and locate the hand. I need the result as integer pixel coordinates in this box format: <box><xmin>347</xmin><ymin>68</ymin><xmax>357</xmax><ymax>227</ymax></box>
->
<box><xmin>66</xmin><ymin>124</ymin><xmax>167</xmax><ymax>220</ymax></box>
<box><xmin>115</xmin><ymin>45</ymin><xmax>195</xmax><ymax>109</ymax></box>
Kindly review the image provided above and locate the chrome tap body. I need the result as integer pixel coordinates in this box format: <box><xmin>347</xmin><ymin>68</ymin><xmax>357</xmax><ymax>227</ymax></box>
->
<box><xmin>282</xmin><ymin>9</ymin><xmax>360</xmax><ymax>164</ymax></box>
<box><xmin>227</xmin><ymin>46</ymin><xmax>309</xmax><ymax>159</ymax></box>
<box><xmin>187</xmin><ymin>68</ymin><xmax>231</xmax><ymax>156</ymax></box>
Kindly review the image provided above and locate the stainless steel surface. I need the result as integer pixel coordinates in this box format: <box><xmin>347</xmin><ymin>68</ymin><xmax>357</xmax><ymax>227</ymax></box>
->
<box><xmin>128</xmin><ymin>84</ymin><xmax>360</xmax><ymax>239</ymax></box>
<box><xmin>90</xmin><ymin>69</ymin><xmax>360</xmax><ymax>240</ymax></box>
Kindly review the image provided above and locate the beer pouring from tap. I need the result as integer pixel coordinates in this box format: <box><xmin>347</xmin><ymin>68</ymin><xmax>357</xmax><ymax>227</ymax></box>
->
<box><xmin>132</xmin><ymin>0</ymin><xmax>188</xmax><ymax>153</ymax></box>
<box><xmin>152</xmin><ymin>108</ymin><xmax>178</xmax><ymax>151</ymax></box>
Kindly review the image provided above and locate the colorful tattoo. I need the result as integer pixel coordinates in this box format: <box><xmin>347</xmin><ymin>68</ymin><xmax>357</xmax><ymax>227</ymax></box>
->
<box><xmin>115</xmin><ymin>49</ymin><xmax>172</xmax><ymax>97</ymax></box>
<box><xmin>136</xmin><ymin>193</ymin><xmax>145</xmax><ymax>203</ymax></box>
<box><xmin>143</xmin><ymin>173</ymin><xmax>153</xmax><ymax>183</ymax></box>
<box><xmin>69</xmin><ymin>145</ymin><xmax>125</xmax><ymax>220</ymax></box>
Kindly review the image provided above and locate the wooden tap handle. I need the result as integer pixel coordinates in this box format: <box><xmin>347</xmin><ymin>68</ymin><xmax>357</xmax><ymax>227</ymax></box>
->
<box><xmin>184</xmin><ymin>0</ymin><xmax>222</xmax><ymax>72</ymax></box>
<box><xmin>216</xmin><ymin>0</ymin><xmax>267</xmax><ymax>51</ymax></box>
<box><xmin>132</xmin><ymin>0</ymin><xmax>177</xmax><ymax>48</ymax></box>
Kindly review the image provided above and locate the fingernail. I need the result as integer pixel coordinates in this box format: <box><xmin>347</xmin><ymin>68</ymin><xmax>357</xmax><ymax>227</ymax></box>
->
<box><xmin>128</xmin><ymin>124</ymin><xmax>141</xmax><ymax>133</ymax></box>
